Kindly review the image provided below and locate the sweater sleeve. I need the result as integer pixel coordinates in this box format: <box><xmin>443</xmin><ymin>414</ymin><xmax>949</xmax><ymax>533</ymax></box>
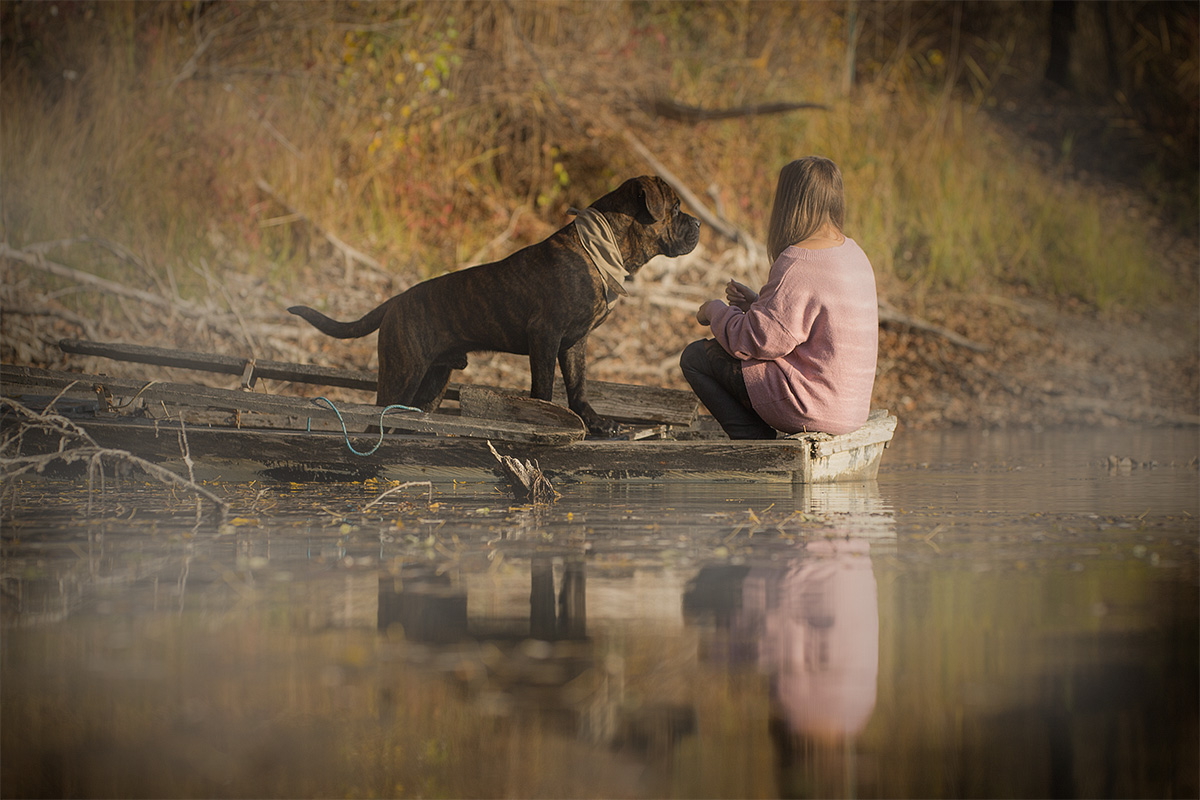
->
<box><xmin>705</xmin><ymin>300</ymin><xmax>800</xmax><ymax>361</ymax></box>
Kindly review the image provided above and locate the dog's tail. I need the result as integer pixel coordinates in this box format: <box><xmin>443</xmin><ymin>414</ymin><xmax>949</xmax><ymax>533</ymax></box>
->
<box><xmin>288</xmin><ymin>303</ymin><xmax>387</xmax><ymax>339</ymax></box>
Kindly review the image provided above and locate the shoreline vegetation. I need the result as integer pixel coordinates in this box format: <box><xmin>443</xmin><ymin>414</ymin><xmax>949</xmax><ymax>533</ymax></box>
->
<box><xmin>2</xmin><ymin>2</ymin><xmax>1197</xmax><ymax>430</ymax></box>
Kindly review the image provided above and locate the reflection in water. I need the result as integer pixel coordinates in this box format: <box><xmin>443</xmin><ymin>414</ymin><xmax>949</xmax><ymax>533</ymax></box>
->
<box><xmin>2</xmin><ymin>429</ymin><xmax>1198</xmax><ymax>798</ymax></box>
<box><xmin>686</xmin><ymin>483</ymin><xmax>890</xmax><ymax>798</ymax></box>
<box><xmin>378</xmin><ymin>554</ymin><xmax>697</xmax><ymax>762</ymax></box>
<box><xmin>369</xmin><ymin>482</ymin><xmax>893</xmax><ymax>794</ymax></box>
<box><xmin>760</xmin><ymin>540</ymin><xmax>878</xmax><ymax>739</ymax></box>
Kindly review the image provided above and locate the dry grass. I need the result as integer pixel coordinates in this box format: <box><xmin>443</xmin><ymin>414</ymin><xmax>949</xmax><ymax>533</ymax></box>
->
<box><xmin>1</xmin><ymin>2</ymin><xmax>1177</xmax><ymax>309</ymax></box>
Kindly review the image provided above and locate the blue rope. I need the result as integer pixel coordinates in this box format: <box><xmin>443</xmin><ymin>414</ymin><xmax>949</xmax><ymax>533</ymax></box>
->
<box><xmin>311</xmin><ymin>396</ymin><xmax>421</xmax><ymax>457</ymax></box>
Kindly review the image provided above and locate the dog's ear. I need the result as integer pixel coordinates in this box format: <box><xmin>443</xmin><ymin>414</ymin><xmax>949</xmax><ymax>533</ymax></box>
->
<box><xmin>638</xmin><ymin>176</ymin><xmax>673</xmax><ymax>221</ymax></box>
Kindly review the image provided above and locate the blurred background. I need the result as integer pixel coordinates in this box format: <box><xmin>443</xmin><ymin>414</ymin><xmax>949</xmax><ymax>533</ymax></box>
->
<box><xmin>2</xmin><ymin>0</ymin><xmax>1197</xmax><ymax>428</ymax></box>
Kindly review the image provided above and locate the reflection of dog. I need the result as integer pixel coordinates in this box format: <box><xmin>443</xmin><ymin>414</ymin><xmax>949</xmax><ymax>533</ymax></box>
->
<box><xmin>289</xmin><ymin>176</ymin><xmax>701</xmax><ymax>435</ymax></box>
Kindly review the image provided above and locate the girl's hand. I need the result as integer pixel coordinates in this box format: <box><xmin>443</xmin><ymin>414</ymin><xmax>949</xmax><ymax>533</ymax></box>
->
<box><xmin>696</xmin><ymin>301</ymin><xmax>714</xmax><ymax>326</ymax></box>
<box><xmin>725</xmin><ymin>279</ymin><xmax>758</xmax><ymax>311</ymax></box>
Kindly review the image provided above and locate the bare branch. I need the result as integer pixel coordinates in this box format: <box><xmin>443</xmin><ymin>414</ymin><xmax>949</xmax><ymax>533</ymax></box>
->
<box><xmin>363</xmin><ymin>481</ymin><xmax>435</xmax><ymax>511</ymax></box>
<box><xmin>0</xmin><ymin>398</ymin><xmax>230</xmax><ymax>519</ymax></box>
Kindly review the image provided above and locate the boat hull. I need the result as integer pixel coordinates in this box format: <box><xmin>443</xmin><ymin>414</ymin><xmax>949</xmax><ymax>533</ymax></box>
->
<box><xmin>8</xmin><ymin>414</ymin><xmax>895</xmax><ymax>485</ymax></box>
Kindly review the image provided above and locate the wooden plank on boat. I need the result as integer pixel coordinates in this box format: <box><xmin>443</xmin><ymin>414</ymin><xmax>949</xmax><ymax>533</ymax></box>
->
<box><xmin>1</xmin><ymin>365</ymin><xmax>583</xmax><ymax>445</ymax></box>
<box><xmin>543</xmin><ymin>380</ymin><xmax>698</xmax><ymax>426</ymax></box>
<box><xmin>786</xmin><ymin>410</ymin><xmax>897</xmax><ymax>456</ymax></box>
<box><xmin>59</xmin><ymin>338</ymin><xmax>377</xmax><ymax>391</ymax></box>
<box><xmin>57</xmin><ymin>339</ymin><xmax>699</xmax><ymax>426</ymax></box>
<box><xmin>457</xmin><ymin>385</ymin><xmax>585</xmax><ymax>433</ymax></box>
<box><xmin>7</xmin><ymin>417</ymin><xmax>819</xmax><ymax>484</ymax></box>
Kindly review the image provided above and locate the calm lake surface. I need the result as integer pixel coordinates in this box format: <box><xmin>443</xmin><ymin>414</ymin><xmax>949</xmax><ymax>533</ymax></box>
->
<box><xmin>2</xmin><ymin>428</ymin><xmax>1197</xmax><ymax>798</ymax></box>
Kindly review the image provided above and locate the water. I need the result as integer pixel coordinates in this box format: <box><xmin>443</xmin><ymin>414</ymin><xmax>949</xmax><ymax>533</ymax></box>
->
<box><xmin>2</xmin><ymin>428</ymin><xmax>1197</xmax><ymax>798</ymax></box>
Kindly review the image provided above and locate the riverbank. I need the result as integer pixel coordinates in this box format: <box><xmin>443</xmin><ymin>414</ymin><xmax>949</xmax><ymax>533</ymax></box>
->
<box><xmin>2</xmin><ymin>228</ymin><xmax>1195</xmax><ymax>432</ymax></box>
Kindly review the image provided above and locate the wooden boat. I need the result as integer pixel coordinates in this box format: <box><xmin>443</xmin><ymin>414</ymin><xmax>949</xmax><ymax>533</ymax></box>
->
<box><xmin>1</xmin><ymin>340</ymin><xmax>897</xmax><ymax>486</ymax></box>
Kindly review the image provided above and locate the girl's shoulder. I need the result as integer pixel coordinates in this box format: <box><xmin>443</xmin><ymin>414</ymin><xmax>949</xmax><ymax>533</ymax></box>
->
<box><xmin>777</xmin><ymin>238</ymin><xmax>868</xmax><ymax>267</ymax></box>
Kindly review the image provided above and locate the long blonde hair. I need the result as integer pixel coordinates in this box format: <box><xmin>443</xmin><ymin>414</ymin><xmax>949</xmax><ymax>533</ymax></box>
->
<box><xmin>766</xmin><ymin>157</ymin><xmax>845</xmax><ymax>263</ymax></box>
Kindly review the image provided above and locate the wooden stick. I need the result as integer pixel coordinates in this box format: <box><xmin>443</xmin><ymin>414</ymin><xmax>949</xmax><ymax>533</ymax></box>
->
<box><xmin>650</xmin><ymin>98</ymin><xmax>829</xmax><ymax>122</ymax></box>
<box><xmin>254</xmin><ymin>178</ymin><xmax>385</xmax><ymax>276</ymax></box>
<box><xmin>487</xmin><ymin>440</ymin><xmax>558</xmax><ymax>504</ymax></box>
<box><xmin>363</xmin><ymin>481</ymin><xmax>434</xmax><ymax>511</ymax></box>
<box><xmin>619</xmin><ymin>127</ymin><xmax>759</xmax><ymax>249</ymax></box>
<box><xmin>1</xmin><ymin>243</ymin><xmax>177</xmax><ymax>311</ymax></box>
<box><xmin>0</xmin><ymin>397</ymin><xmax>230</xmax><ymax>518</ymax></box>
<box><xmin>877</xmin><ymin>298</ymin><xmax>990</xmax><ymax>352</ymax></box>
<box><xmin>59</xmin><ymin>338</ymin><xmax>379</xmax><ymax>391</ymax></box>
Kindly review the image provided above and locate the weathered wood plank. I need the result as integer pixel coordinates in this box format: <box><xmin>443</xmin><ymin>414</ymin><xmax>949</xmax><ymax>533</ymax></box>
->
<box><xmin>495</xmin><ymin>438</ymin><xmax>812</xmax><ymax>481</ymax></box>
<box><xmin>1</xmin><ymin>365</ymin><xmax>583</xmax><ymax>445</ymax></box>
<box><xmin>784</xmin><ymin>410</ymin><xmax>897</xmax><ymax>457</ymax></box>
<box><xmin>546</xmin><ymin>379</ymin><xmax>698</xmax><ymax>426</ymax></box>
<box><xmin>9</xmin><ymin>417</ymin><xmax>823</xmax><ymax>484</ymax></box>
<box><xmin>6</xmin><ymin>387</ymin><xmax>896</xmax><ymax>484</ymax></box>
<box><xmin>456</xmin><ymin>380</ymin><xmax>699</xmax><ymax>426</ymax></box>
<box><xmin>57</xmin><ymin>339</ymin><xmax>700</xmax><ymax>425</ymax></box>
<box><xmin>59</xmin><ymin>338</ymin><xmax>377</xmax><ymax>391</ymax></box>
<box><xmin>811</xmin><ymin>415</ymin><xmax>896</xmax><ymax>457</ymax></box>
<box><xmin>458</xmin><ymin>385</ymin><xmax>585</xmax><ymax>434</ymax></box>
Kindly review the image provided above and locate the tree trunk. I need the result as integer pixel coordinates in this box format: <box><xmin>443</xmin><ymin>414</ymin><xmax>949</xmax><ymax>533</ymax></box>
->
<box><xmin>1045</xmin><ymin>0</ymin><xmax>1077</xmax><ymax>89</ymax></box>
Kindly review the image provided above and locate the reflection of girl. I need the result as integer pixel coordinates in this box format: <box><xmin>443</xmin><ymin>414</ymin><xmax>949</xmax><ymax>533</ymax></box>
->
<box><xmin>683</xmin><ymin>540</ymin><xmax>880</xmax><ymax>740</ymax></box>
<box><xmin>757</xmin><ymin>539</ymin><xmax>879</xmax><ymax>742</ymax></box>
<box><xmin>682</xmin><ymin>157</ymin><xmax>878</xmax><ymax>438</ymax></box>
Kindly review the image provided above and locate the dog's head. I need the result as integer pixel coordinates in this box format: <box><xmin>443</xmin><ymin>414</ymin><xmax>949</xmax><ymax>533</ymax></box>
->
<box><xmin>591</xmin><ymin>175</ymin><xmax>701</xmax><ymax>274</ymax></box>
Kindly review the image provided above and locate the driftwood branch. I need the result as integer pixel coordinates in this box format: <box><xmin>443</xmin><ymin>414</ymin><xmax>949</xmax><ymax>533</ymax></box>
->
<box><xmin>877</xmin><ymin>298</ymin><xmax>990</xmax><ymax>352</ymax></box>
<box><xmin>1</xmin><ymin>239</ymin><xmax>318</xmax><ymax>353</ymax></box>
<box><xmin>25</xmin><ymin>236</ymin><xmax>155</xmax><ymax>274</ymax></box>
<box><xmin>0</xmin><ymin>398</ymin><xmax>231</xmax><ymax>519</ymax></box>
<box><xmin>363</xmin><ymin>480</ymin><xmax>434</xmax><ymax>511</ymax></box>
<box><xmin>1</xmin><ymin>242</ymin><xmax>179</xmax><ymax>312</ymax></box>
<box><xmin>465</xmin><ymin>204</ymin><xmax>526</xmax><ymax>267</ymax></box>
<box><xmin>487</xmin><ymin>441</ymin><xmax>558</xmax><ymax>504</ymax></box>
<box><xmin>255</xmin><ymin>178</ymin><xmax>386</xmax><ymax>278</ymax></box>
<box><xmin>650</xmin><ymin>97</ymin><xmax>829</xmax><ymax>123</ymax></box>
<box><xmin>619</xmin><ymin>127</ymin><xmax>758</xmax><ymax>250</ymax></box>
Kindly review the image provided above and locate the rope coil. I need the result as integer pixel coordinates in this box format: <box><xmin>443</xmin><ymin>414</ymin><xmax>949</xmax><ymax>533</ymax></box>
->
<box><xmin>311</xmin><ymin>396</ymin><xmax>421</xmax><ymax>456</ymax></box>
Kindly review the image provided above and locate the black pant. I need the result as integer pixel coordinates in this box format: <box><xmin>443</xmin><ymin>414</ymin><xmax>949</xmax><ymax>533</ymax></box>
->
<box><xmin>680</xmin><ymin>339</ymin><xmax>776</xmax><ymax>439</ymax></box>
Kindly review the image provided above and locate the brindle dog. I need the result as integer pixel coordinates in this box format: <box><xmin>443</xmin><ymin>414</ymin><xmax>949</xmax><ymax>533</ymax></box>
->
<box><xmin>289</xmin><ymin>176</ymin><xmax>701</xmax><ymax>435</ymax></box>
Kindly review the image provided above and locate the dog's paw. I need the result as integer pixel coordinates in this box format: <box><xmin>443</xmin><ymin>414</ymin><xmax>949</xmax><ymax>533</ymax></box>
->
<box><xmin>585</xmin><ymin>415</ymin><xmax>623</xmax><ymax>438</ymax></box>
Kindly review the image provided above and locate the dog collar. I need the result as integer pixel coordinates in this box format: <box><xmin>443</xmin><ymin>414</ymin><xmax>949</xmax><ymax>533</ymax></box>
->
<box><xmin>571</xmin><ymin>207</ymin><xmax>628</xmax><ymax>310</ymax></box>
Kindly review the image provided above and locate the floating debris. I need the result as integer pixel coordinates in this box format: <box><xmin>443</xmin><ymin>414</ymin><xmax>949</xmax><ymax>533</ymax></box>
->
<box><xmin>1103</xmin><ymin>455</ymin><xmax>1172</xmax><ymax>472</ymax></box>
<box><xmin>487</xmin><ymin>441</ymin><xmax>558</xmax><ymax>504</ymax></box>
<box><xmin>1</xmin><ymin>397</ymin><xmax>229</xmax><ymax>520</ymax></box>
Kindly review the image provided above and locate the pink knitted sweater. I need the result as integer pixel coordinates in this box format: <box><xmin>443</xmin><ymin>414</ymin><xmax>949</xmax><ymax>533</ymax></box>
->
<box><xmin>704</xmin><ymin>239</ymin><xmax>878</xmax><ymax>435</ymax></box>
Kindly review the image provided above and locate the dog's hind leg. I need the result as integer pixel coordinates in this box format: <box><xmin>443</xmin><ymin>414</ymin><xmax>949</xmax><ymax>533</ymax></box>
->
<box><xmin>411</xmin><ymin>365</ymin><xmax>454</xmax><ymax>411</ymax></box>
<box><xmin>376</xmin><ymin>346</ymin><xmax>430</xmax><ymax>408</ymax></box>
<box><xmin>377</xmin><ymin>372</ymin><xmax>426</xmax><ymax>408</ymax></box>
<box><xmin>374</xmin><ymin>312</ymin><xmax>436</xmax><ymax>408</ymax></box>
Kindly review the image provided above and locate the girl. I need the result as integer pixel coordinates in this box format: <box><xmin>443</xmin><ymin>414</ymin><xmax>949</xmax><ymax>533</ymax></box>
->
<box><xmin>681</xmin><ymin>157</ymin><xmax>878</xmax><ymax>439</ymax></box>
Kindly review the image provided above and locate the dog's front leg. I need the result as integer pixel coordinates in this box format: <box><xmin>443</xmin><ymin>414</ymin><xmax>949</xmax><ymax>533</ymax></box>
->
<box><xmin>559</xmin><ymin>337</ymin><xmax>619</xmax><ymax>437</ymax></box>
<box><xmin>528</xmin><ymin>336</ymin><xmax>561</xmax><ymax>404</ymax></box>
